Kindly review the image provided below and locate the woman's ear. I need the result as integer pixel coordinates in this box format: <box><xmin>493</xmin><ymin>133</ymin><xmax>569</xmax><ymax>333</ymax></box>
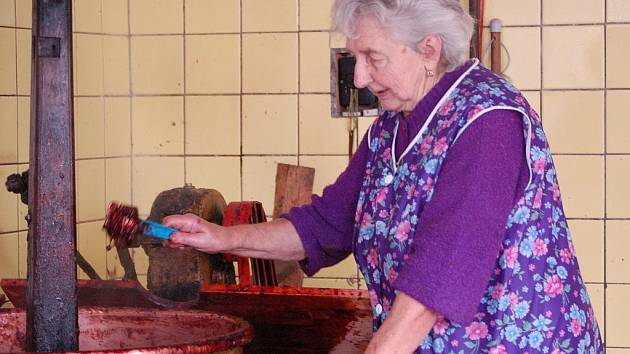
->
<box><xmin>416</xmin><ymin>34</ymin><xmax>443</xmax><ymax>66</ymax></box>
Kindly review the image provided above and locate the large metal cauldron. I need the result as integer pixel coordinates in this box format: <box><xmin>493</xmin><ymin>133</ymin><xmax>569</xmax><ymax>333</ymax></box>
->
<box><xmin>0</xmin><ymin>307</ymin><xmax>252</xmax><ymax>353</ymax></box>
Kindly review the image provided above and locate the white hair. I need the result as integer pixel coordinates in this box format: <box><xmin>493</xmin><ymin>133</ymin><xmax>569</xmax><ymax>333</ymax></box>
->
<box><xmin>332</xmin><ymin>0</ymin><xmax>474</xmax><ymax>71</ymax></box>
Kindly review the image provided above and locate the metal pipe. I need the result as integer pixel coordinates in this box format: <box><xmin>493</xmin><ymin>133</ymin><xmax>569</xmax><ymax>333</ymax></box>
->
<box><xmin>468</xmin><ymin>0</ymin><xmax>479</xmax><ymax>59</ymax></box>
<box><xmin>26</xmin><ymin>0</ymin><xmax>78</xmax><ymax>351</ymax></box>
<box><xmin>490</xmin><ymin>19</ymin><xmax>503</xmax><ymax>74</ymax></box>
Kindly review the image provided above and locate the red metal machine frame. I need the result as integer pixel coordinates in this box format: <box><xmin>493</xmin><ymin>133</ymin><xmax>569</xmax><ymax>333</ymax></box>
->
<box><xmin>222</xmin><ymin>202</ymin><xmax>278</xmax><ymax>287</ymax></box>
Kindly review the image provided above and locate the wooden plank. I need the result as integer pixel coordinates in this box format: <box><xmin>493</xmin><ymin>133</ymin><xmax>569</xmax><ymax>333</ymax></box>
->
<box><xmin>272</xmin><ymin>163</ymin><xmax>315</xmax><ymax>218</ymax></box>
<box><xmin>272</xmin><ymin>164</ymin><xmax>315</xmax><ymax>287</ymax></box>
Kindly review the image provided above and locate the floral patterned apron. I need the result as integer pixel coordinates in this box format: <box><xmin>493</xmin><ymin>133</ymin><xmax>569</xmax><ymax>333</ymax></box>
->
<box><xmin>353</xmin><ymin>60</ymin><xmax>603</xmax><ymax>353</ymax></box>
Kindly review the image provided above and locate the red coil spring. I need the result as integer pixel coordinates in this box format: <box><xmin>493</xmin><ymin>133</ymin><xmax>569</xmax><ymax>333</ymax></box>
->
<box><xmin>103</xmin><ymin>202</ymin><xmax>140</xmax><ymax>248</ymax></box>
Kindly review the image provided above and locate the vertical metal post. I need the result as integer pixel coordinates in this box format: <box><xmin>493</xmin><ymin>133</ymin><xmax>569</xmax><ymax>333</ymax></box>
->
<box><xmin>468</xmin><ymin>0</ymin><xmax>479</xmax><ymax>59</ymax></box>
<box><xmin>490</xmin><ymin>18</ymin><xmax>503</xmax><ymax>74</ymax></box>
<box><xmin>26</xmin><ymin>0</ymin><xmax>78</xmax><ymax>351</ymax></box>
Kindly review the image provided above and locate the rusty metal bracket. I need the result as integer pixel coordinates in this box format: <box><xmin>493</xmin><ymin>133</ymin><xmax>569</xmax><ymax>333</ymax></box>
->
<box><xmin>37</xmin><ymin>36</ymin><xmax>61</xmax><ymax>58</ymax></box>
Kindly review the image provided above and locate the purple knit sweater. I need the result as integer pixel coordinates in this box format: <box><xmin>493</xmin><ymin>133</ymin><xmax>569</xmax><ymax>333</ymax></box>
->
<box><xmin>284</xmin><ymin>62</ymin><xmax>529</xmax><ymax>323</ymax></box>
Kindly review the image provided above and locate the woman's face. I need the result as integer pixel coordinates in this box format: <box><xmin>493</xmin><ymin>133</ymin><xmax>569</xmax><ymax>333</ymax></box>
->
<box><xmin>346</xmin><ymin>16</ymin><xmax>428</xmax><ymax>113</ymax></box>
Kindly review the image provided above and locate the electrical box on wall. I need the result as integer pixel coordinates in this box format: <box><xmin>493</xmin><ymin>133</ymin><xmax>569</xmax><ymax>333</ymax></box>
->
<box><xmin>330</xmin><ymin>49</ymin><xmax>380</xmax><ymax>118</ymax></box>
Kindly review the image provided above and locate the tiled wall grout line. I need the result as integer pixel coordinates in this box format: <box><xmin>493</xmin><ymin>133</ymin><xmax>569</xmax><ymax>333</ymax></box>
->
<box><xmin>182</xmin><ymin>1</ymin><xmax>187</xmax><ymax>183</ymax></box>
<box><xmin>297</xmin><ymin>0</ymin><xmax>301</xmax><ymax>167</ymax></box>
<box><xmin>603</xmin><ymin>0</ymin><xmax>609</xmax><ymax>345</ymax></box>
<box><xmin>6</xmin><ymin>22</ymin><xmax>630</xmax><ymax>34</ymax></box>
<box><xmin>55</xmin><ymin>88</ymin><xmax>630</xmax><ymax>99</ymax></box>
<box><xmin>12</xmin><ymin>0</ymin><xmax>20</xmax><ymax>281</ymax></box>
<box><xmin>98</xmin><ymin>0</ymin><xmax>109</xmax><ymax>278</ymax></box>
<box><xmin>538</xmin><ymin>0</ymin><xmax>543</xmax><ymax>125</ymax></box>
<box><xmin>126</xmin><ymin>0</ymin><xmax>135</xmax><ymax>271</ymax></box>
<box><xmin>239</xmin><ymin>0</ymin><xmax>244</xmax><ymax>202</ymax></box>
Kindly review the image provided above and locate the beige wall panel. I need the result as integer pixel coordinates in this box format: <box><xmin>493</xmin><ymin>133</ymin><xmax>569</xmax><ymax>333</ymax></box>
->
<box><xmin>132</xmin><ymin>156</ymin><xmax>185</xmax><ymax>216</ymax></box>
<box><xmin>303</xmin><ymin>277</ymin><xmax>358</xmax><ymax>290</ymax></box>
<box><xmin>16</xmin><ymin>29</ymin><xmax>30</xmax><ymax>95</ymax></box>
<box><xmin>553</xmin><ymin>155</ymin><xmax>604</xmax><ymax>218</ymax></box>
<box><xmin>606</xmin><ymin>156</ymin><xmax>630</xmax><ymax>218</ymax></box>
<box><xmin>299</xmin><ymin>94</ymin><xmax>348</xmax><ymax>155</ymax></box>
<box><xmin>131</xmin><ymin>36</ymin><xmax>184</xmax><ymax>95</ymax></box>
<box><xmin>130</xmin><ymin>0</ymin><xmax>183</xmax><ymax>34</ymax></box>
<box><xmin>185</xmin><ymin>0</ymin><xmax>240</xmax><ymax>34</ymax></box>
<box><xmin>186</xmin><ymin>34</ymin><xmax>240</xmax><ymax>94</ymax></box>
<box><xmin>486</xmin><ymin>0</ymin><xmax>540</xmax><ymax>26</ymax></box>
<box><xmin>102</xmin><ymin>0</ymin><xmax>128</xmax><ymax>34</ymax></box>
<box><xmin>607</xmin><ymin>90</ymin><xmax>630</xmax><ymax>153</ymax></box>
<box><xmin>543</xmin><ymin>26</ymin><xmax>604</xmax><ymax>89</ymax></box>
<box><xmin>17</xmin><ymin>164</ymin><xmax>27</xmax><ymax>230</ymax></box>
<box><xmin>543</xmin><ymin>0</ymin><xmax>604</xmax><ymax>24</ymax></box>
<box><xmin>0</xmin><ymin>165</ymin><xmax>18</xmax><ymax>233</ymax></box>
<box><xmin>75</xmin><ymin>34</ymin><xmax>104</xmax><ymax>96</ymax></box>
<box><xmin>300</xmin><ymin>155</ymin><xmax>349</xmax><ymax>195</ymax></box>
<box><xmin>300</xmin><ymin>32</ymin><xmax>330</xmax><ymax>93</ymax></box>
<box><xmin>242</xmin><ymin>0</ymin><xmax>297</xmax><ymax>32</ymax></box>
<box><xmin>608</xmin><ymin>0</ymin><xmax>630</xmax><ymax>22</ymax></box>
<box><xmin>77</xmin><ymin>221</ymin><xmax>108</xmax><ymax>279</ymax></box>
<box><xmin>0</xmin><ymin>0</ymin><xmax>15</xmax><ymax>26</ymax></box>
<box><xmin>242</xmin><ymin>94</ymin><xmax>298</xmax><ymax>155</ymax></box>
<box><xmin>103</xmin><ymin>36</ymin><xmax>130</xmax><ymax>95</ymax></box>
<box><xmin>312</xmin><ymin>255</ymin><xmax>358</xmax><ymax>279</ymax></box>
<box><xmin>357</xmin><ymin>117</ymin><xmax>377</xmax><ymax>146</ymax></box>
<box><xmin>0</xmin><ymin>97</ymin><xmax>18</xmax><ymax>164</ymax></box>
<box><xmin>0</xmin><ymin>28</ymin><xmax>16</xmax><ymax>95</ymax></box>
<box><xmin>106</xmin><ymin>247</ymin><xmax>125</xmax><ymax>280</ymax></box>
<box><xmin>483</xmin><ymin>0</ymin><xmax>540</xmax><ymax>26</ymax></box>
<box><xmin>185</xmin><ymin>96</ymin><xmax>240</xmax><ymax>155</ymax></box>
<box><xmin>242</xmin><ymin>33</ymin><xmax>298</xmax><ymax>93</ymax></box>
<box><xmin>607</xmin><ymin>285</ymin><xmax>630</xmax><ymax>347</ymax></box>
<box><xmin>185</xmin><ymin>156</ymin><xmax>241</xmax><ymax>204</ymax></box>
<box><xmin>567</xmin><ymin>220</ymin><xmax>604</xmax><ymax>283</ymax></box>
<box><xmin>132</xmin><ymin>96</ymin><xmax>184</xmax><ymax>155</ymax></box>
<box><xmin>18</xmin><ymin>231</ymin><xmax>26</xmax><ymax>278</ymax></box>
<box><xmin>300</xmin><ymin>0</ymin><xmax>333</xmax><ymax>31</ymax></box>
<box><xmin>75</xmin><ymin>97</ymin><xmax>105</xmax><ymax>159</ymax></box>
<box><xmin>106</xmin><ymin>157</ymin><xmax>132</xmax><ymax>205</ymax></box>
<box><xmin>522</xmin><ymin>91</ymin><xmax>540</xmax><ymax>114</ymax></box>
<box><xmin>17</xmin><ymin>97</ymin><xmax>28</xmax><ymax>164</ymax></box>
<box><xmin>74</xmin><ymin>0</ymin><xmax>102</xmax><ymax>33</ymax></box>
<box><xmin>606</xmin><ymin>221</ymin><xmax>630</xmax><ymax>284</ymax></box>
<box><xmin>542</xmin><ymin>91</ymin><xmax>604</xmax><ymax>154</ymax></box>
<box><xmin>105</xmin><ymin>97</ymin><xmax>131</xmax><ymax>157</ymax></box>
<box><xmin>485</xmin><ymin>27</ymin><xmax>541</xmax><ymax>90</ymax></box>
<box><xmin>15</xmin><ymin>0</ymin><xmax>31</xmax><ymax>28</ymax></box>
<box><xmin>0</xmin><ymin>234</ymin><xmax>19</xmax><ymax>286</ymax></box>
<box><xmin>242</xmin><ymin>156</ymin><xmax>298</xmax><ymax>213</ymax></box>
<box><xmin>607</xmin><ymin>25</ymin><xmax>630</xmax><ymax>88</ymax></box>
<box><xmin>76</xmin><ymin>159</ymin><xmax>106</xmax><ymax>222</ymax></box>
<box><xmin>585</xmin><ymin>284</ymin><xmax>605</xmax><ymax>340</ymax></box>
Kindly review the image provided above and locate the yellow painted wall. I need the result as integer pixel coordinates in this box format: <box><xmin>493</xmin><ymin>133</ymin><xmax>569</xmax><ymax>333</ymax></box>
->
<box><xmin>0</xmin><ymin>0</ymin><xmax>628</xmax><ymax>350</ymax></box>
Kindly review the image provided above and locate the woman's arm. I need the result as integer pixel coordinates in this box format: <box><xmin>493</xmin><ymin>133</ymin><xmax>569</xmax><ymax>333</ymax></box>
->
<box><xmin>162</xmin><ymin>214</ymin><xmax>306</xmax><ymax>261</ymax></box>
<box><xmin>365</xmin><ymin>292</ymin><xmax>437</xmax><ymax>354</ymax></box>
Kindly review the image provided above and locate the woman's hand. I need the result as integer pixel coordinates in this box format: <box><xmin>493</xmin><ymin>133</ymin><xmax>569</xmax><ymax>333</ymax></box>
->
<box><xmin>161</xmin><ymin>215</ymin><xmax>306</xmax><ymax>261</ymax></box>
<box><xmin>162</xmin><ymin>213</ymin><xmax>236</xmax><ymax>253</ymax></box>
<box><xmin>365</xmin><ymin>292</ymin><xmax>437</xmax><ymax>354</ymax></box>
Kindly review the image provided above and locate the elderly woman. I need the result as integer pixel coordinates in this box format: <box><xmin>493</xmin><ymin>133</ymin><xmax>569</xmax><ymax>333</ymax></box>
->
<box><xmin>164</xmin><ymin>0</ymin><xmax>603</xmax><ymax>352</ymax></box>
